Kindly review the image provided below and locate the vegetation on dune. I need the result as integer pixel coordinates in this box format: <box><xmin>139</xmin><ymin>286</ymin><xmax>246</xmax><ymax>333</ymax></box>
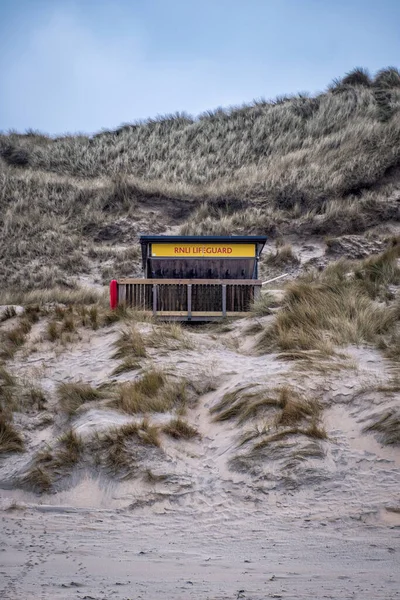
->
<box><xmin>258</xmin><ymin>243</ymin><xmax>400</xmax><ymax>355</ymax></box>
<box><xmin>111</xmin><ymin>369</ymin><xmax>188</xmax><ymax>415</ymax></box>
<box><xmin>91</xmin><ymin>419</ymin><xmax>163</xmax><ymax>478</ymax></box>
<box><xmin>224</xmin><ymin>384</ymin><xmax>327</xmax><ymax>475</ymax></box>
<box><xmin>112</xmin><ymin>326</ymin><xmax>147</xmax><ymax>359</ymax></box>
<box><xmin>0</xmin><ymin>414</ymin><xmax>24</xmax><ymax>453</ymax></box>
<box><xmin>57</xmin><ymin>381</ymin><xmax>103</xmax><ymax>416</ymax></box>
<box><xmin>1</xmin><ymin>67</ymin><xmax>400</xmax><ymax>290</ymax></box>
<box><xmin>264</xmin><ymin>244</ymin><xmax>300</xmax><ymax>268</ymax></box>
<box><xmin>146</xmin><ymin>323</ymin><xmax>193</xmax><ymax>351</ymax></box>
<box><xmin>162</xmin><ymin>418</ymin><xmax>199</xmax><ymax>439</ymax></box>
<box><xmin>0</xmin><ymin>364</ymin><xmax>47</xmax><ymax>417</ymax></box>
<box><xmin>364</xmin><ymin>410</ymin><xmax>400</xmax><ymax>445</ymax></box>
<box><xmin>22</xmin><ymin>430</ymin><xmax>83</xmax><ymax>492</ymax></box>
<box><xmin>250</xmin><ymin>291</ymin><xmax>279</xmax><ymax>317</ymax></box>
<box><xmin>212</xmin><ymin>384</ymin><xmax>322</xmax><ymax>431</ymax></box>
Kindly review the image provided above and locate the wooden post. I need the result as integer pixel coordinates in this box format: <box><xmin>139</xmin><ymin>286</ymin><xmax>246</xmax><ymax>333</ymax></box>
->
<box><xmin>187</xmin><ymin>284</ymin><xmax>192</xmax><ymax>319</ymax></box>
<box><xmin>152</xmin><ymin>284</ymin><xmax>158</xmax><ymax>316</ymax></box>
<box><xmin>222</xmin><ymin>284</ymin><xmax>227</xmax><ymax>317</ymax></box>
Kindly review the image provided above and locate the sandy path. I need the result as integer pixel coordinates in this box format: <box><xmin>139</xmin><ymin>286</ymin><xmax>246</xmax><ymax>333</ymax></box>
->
<box><xmin>1</xmin><ymin>506</ymin><xmax>399</xmax><ymax>600</ymax></box>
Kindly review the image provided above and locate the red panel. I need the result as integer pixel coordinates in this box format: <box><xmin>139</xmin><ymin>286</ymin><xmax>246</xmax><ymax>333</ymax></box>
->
<box><xmin>110</xmin><ymin>279</ymin><xmax>118</xmax><ymax>310</ymax></box>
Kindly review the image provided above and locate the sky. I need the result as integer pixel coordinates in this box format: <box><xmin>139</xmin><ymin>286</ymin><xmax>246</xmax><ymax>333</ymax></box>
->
<box><xmin>0</xmin><ymin>0</ymin><xmax>399</xmax><ymax>135</ymax></box>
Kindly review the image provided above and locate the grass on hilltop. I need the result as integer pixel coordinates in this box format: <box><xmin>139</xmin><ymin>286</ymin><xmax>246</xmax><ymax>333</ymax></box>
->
<box><xmin>1</xmin><ymin>67</ymin><xmax>400</xmax><ymax>291</ymax></box>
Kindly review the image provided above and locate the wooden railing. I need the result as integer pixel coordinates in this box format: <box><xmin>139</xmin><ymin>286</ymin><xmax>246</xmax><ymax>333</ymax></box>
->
<box><xmin>110</xmin><ymin>279</ymin><xmax>261</xmax><ymax>320</ymax></box>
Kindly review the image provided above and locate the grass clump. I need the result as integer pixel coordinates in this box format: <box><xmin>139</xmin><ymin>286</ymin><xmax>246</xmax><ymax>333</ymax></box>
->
<box><xmin>111</xmin><ymin>357</ymin><xmax>142</xmax><ymax>375</ymax></box>
<box><xmin>364</xmin><ymin>410</ymin><xmax>400</xmax><ymax>445</ymax></box>
<box><xmin>0</xmin><ymin>366</ymin><xmax>17</xmax><ymax>415</ymax></box>
<box><xmin>112</xmin><ymin>369</ymin><xmax>187</xmax><ymax>415</ymax></box>
<box><xmin>113</xmin><ymin>326</ymin><xmax>147</xmax><ymax>359</ymax></box>
<box><xmin>250</xmin><ymin>292</ymin><xmax>277</xmax><ymax>317</ymax></box>
<box><xmin>264</xmin><ymin>244</ymin><xmax>300</xmax><ymax>268</ymax></box>
<box><xmin>212</xmin><ymin>384</ymin><xmax>322</xmax><ymax>430</ymax></box>
<box><xmin>22</xmin><ymin>466</ymin><xmax>52</xmax><ymax>493</ymax></box>
<box><xmin>49</xmin><ymin>430</ymin><xmax>83</xmax><ymax>468</ymax></box>
<box><xmin>162</xmin><ymin>418</ymin><xmax>199</xmax><ymax>439</ymax></box>
<box><xmin>47</xmin><ymin>320</ymin><xmax>60</xmax><ymax>341</ymax></box>
<box><xmin>93</xmin><ymin>419</ymin><xmax>162</xmax><ymax>478</ymax></box>
<box><xmin>57</xmin><ymin>381</ymin><xmax>102</xmax><ymax>415</ymax></box>
<box><xmin>146</xmin><ymin>323</ymin><xmax>193</xmax><ymax>351</ymax></box>
<box><xmin>258</xmin><ymin>249</ymin><xmax>400</xmax><ymax>355</ymax></box>
<box><xmin>22</xmin><ymin>430</ymin><xmax>83</xmax><ymax>492</ymax></box>
<box><xmin>276</xmin><ymin>385</ymin><xmax>321</xmax><ymax>426</ymax></box>
<box><xmin>252</xmin><ymin>423</ymin><xmax>327</xmax><ymax>451</ymax></box>
<box><xmin>28</xmin><ymin>386</ymin><xmax>47</xmax><ymax>410</ymax></box>
<box><xmin>113</xmin><ymin>420</ymin><xmax>160</xmax><ymax>447</ymax></box>
<box><xmin>0</xmin><ymin>415</ymin><xmax>24</xmax><ymax>453</ymax></box>
<box><xmin>1</xmin><ymin>318</ymin><xmax>32</xmax><ymax>358</ymax></box>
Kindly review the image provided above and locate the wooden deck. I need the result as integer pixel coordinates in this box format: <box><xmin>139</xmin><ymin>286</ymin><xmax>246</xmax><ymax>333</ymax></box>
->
<box><xmin>113</xmin><ymin>279</ymin><xmax>261</xmax><ymax>321</ymax></box>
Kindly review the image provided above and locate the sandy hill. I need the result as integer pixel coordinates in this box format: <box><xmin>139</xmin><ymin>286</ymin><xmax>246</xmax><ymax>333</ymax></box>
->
<box><xmin>0</xmin><ymin>67</ymin><xmax>400</xmax><ymax>599</ymax></box>
<box><xmin>1</xmin><ymin>66</ymin><xmax>400</xmax><ymax>293</ymax></box>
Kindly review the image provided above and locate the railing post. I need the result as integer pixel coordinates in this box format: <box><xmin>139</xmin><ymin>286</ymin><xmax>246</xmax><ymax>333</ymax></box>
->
<box><xmin>222</xmin><ymin>284</ymin><xmax>227</xmax><ymax>317</ymax></box>
<box><xmin>152</xmin><ymin>284</ymin><xmax>158</xmax><ymax>316</ymax></box>
<box><xmin>187</xmin><ymin>284</ymin><xmax>192</xmax><ymax>319</ymax></box>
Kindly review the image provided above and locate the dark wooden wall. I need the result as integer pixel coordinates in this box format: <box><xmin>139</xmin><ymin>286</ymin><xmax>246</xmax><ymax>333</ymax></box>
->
<box><xmin>146</xmin><ymin>258</ymin><xmax>255</xmax><ymax>279</ymax></box>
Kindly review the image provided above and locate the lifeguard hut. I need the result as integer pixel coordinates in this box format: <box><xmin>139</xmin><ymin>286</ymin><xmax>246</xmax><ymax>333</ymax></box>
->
<box><xmin>110</xmin><ymin>235</ymin><xmax>267</xmax><ymax>321</ymax></box>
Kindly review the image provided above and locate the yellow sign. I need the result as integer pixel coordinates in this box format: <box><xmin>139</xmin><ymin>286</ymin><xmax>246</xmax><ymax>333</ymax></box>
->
<box><xmin>151</xmin><ymin>243</ymin><xmax>255</xmax><ymax>258</ymax></box>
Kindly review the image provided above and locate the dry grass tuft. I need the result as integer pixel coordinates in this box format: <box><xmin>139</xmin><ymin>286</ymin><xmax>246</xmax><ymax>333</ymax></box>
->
<box><xmin>111</xmin><ymin>369</ymin><xmax>188</xmax><ymax>415</ymax></box>
<box><xmin>258</xmin><ymin>249</ymin><xmax>400</xmax><ymax>355</ymax></box>
<box><xmin>0</xmin><ymin>365</ymin><xmax>16</xmax><ymax>388</ymax></box>
<box><xmin>0</xmin><ymin>415</ymin><xmax>24</xmax><ymax>453</ymax></box>
<box><xmin>93</xmin><ymin>419</ymin><xmax>162</xmax><ymax>477</ymax></box>
<box><xmin>212</xmin><ymin>384</ymin><xmax>322</xmax><ymax>431</ymax></box>
<box><xmin>364</xmin><ymin>410</ymin><xmax>400</xmax><ymax>445</ymax></box>
<box><xmin>57</xmin><ymin>381</ymin><xmax>103</xmax><ymax>415</ymax></box>
<box><xmin>0</xmin><ymin>367</ymin><xmax>17</xmax><ymax>415</ymax></box>
<box><xmin>146</xmin><ymin>323</ymin><xmax>193</xmax><ymax>351</ymax></box>
<box><xmin>250</xmin><ymin>292</ymin><xmax>277</xmax><ymax>317</ymax></box>
<box><xmin>22</xmin><ymin>466</ymin><xmax>52</xmax><ymax>493</ymax></box>
<box><xmin>113</xmin><ymin>326</ymin><xmax>147</xmax><ymax>359</ymax></box>
<box><xmin>115</xmin><ymin>419</ymin><xmax>161</xmax><ymax>447</ymax></box>
<box><xmin>252</xmin><ymin>422</ymin><xmax>327</xmax><ymax>450</ymax></box>
<box><xmin>111</xmin><ymin>357</ymin><xmax>142</xmax><ymax>375</ymax></box>
<box><xmin>53</xmin><ymin>429</ymin><xmax>83</xmax><ymax>467</ymax></box>
<box><xmin>28</xmin><ymin>386</ymin><xmax>47</xmax><ymax>410</ymax></box>
<box><xmin>162</xmin><ymin>418</ymin><xmax>199</xmax><ymax>439</ymax></box>
<box><xmin>1</xmin><ymin>319</ymin><xmax>32</xmax><ymax>358</ymax></box>
<box><xmin>264</xmin><ymin>244</ymin><xmax>300</xmax><ymax>268</ymax></box>
<box><xmin>0</xmin><ymin>288</ymin><xmax>104</xmax><ymax>307</ymax></box>
<box><xmin>276</xmin><ymin>385</ymin><xmax>321</xmax><ymax>426</ymax></box>
<box><xmin>47</xmin><ymin>320</ymin><xmax>60</xmax><ymax>341</ymax></box>
<box><xmin>211</xmin><ymin>385</ymin><xmax>279</xmax><ymax>424</ymax></box>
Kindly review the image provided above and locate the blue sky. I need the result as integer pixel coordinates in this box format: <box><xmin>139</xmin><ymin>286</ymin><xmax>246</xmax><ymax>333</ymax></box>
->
<box><xmin>0</xmin><ymin>0</ymin><xmax>399</xmax><ymax>135</ymax></box>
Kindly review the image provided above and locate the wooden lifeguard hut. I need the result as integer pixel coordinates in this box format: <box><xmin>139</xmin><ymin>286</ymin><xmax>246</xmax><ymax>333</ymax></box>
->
<box><xmin>110</xmin><ymin>235</ymin><xmax>267</xmax><ymax>321</ymax></box>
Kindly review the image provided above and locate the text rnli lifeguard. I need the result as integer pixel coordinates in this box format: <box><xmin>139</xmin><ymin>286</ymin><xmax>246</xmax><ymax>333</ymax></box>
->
<box><xmin>151</xmin><ymin>243</ymin><xmax>256</xmax><ymax>258</ymax></box>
